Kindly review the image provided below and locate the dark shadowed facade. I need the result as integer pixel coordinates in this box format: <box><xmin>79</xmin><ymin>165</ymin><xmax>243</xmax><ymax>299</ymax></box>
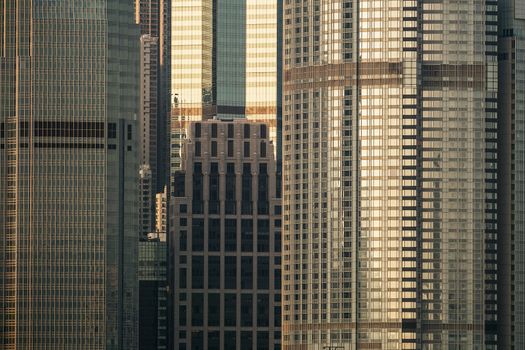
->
<box><xmin>171</xmin><ymin>120</ymin><xmax>282</xmax><ymax>349</ymax></box>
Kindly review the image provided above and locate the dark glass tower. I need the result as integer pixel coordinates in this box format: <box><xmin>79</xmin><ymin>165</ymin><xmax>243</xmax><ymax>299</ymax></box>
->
<box><xmin>0</xmin><ymin>1</ymin><xmax>139</xmax><ymax>348</ymax></box>
<box><xmin>282</xmin><ymin>0</ymin><xmax>498</xmax><ymax>348</ymax></box>
<box><xmin>498</xmin><ymin>0</ymin><xmax>525</xmax><ymax>347</ymax></box>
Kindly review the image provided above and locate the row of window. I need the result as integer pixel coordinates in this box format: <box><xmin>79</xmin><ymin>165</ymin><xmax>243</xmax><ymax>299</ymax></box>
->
<box><xmin>194</xmin><ymin>123</ymin><xmax>267</xmax><ymax>139</ymax></box>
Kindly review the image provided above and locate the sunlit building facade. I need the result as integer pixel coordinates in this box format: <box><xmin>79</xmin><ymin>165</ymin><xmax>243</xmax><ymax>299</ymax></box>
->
<box><xmin>0</xmin><ymin>1</ymin><xmax>139</xmax><ymax>349</ymax></box>
<box><xmin>282</xmin><ymin>0</ymin><xmax>498</xmax><ymax>348</ymax></box>
<box><xmin>170</xmin><ymin>0</ymin><xmax>281</xmax><ymax>185</ymax></box>
<box><xmin>498</xmin><ymin>0</ymin><xmax>525</xmax><ymax>348</ymax></box>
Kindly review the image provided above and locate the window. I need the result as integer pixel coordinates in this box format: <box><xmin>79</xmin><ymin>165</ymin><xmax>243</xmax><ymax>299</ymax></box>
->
<box><xmin>228</xmin><ymin>124</ymin><xmax>234</xmax><ymax>138</ymax></box>
<box><xmin>208</xmin><ymin>294</ymin><xmax>220</xmax><ymax>327</ymax></box>
<box><xmin>225</xmin><ymin>256</ymin><xmax>237</xmax><ymax>289</ymax></box>
<box><xmin>179</xmin><ymin>305</ymin><xmax>186</xmax><ymax>326</ymax></box>
<box><xmin>224</xmin><ymin>331</ymin><xmax>236</xmax><ymax>349</ymax></box>
<box><xmin>241</xmin><ymin>294</ymin><xmax>253</xmax><ymax>326</ymax></box>
<box><xmin>225</xmin><ymin>219</ymin><xmax>237</xmax><ymax>251</ymax></box>
<box><xmin>257</xmin><ymin>220</ymin><xmax>270</xmax><ymax>252</ymax></box>
<box><xmin>211</xmin><ymin>140</ymin><xmax>217</xmax><ymax>156</ymax></box>
<box><xmin>260</xmin><ymin>124</ymin><xmax>267</xmax><ymax>138</ymax></box>
<box><xmin>195</xmin><ymin>141</ymin><xmax>201</xmax><ymax>156</ymax></box>
<box><xmin>257</xmin><ymin>331</ymin><xmax>269</xmax><ymax>350</ymax></box>
<box><xmin>257</xmin><ymin>257</ymin><xmax>269</xmax><ymax>290</ymax></box>
<box><xmin>192</xmin><ymin>256</ymin><xmax>204</xmax><ymax>288</ymax></box>
<box><xmin>228</xmin><ymin>140</ymin><xmax>234</xmax><ymax>157</ymax></box>
<box><xmin>241</xmin><ymin>257</ymin><xmax>253</xmax><ymax>289</ymax></box>
<box><xmin>208</xmin><ymin>219</ymin><xmax>220</xmax><ymax>251</ymax></box>
<box><xmin>241</xmin><ymin>219</ymin><xmax>253</xmax><ymax>252</ymax></box>
<box><xmin>260</xmin><ymin>141</ymin><xmax>266</xmax><ymax>157</ymax></box>
<box><xmin>191</xmin><ymin>293</ymin><xmax>204</xmax><ymax>326</ymax></box>
<box><xmin>179</xmin><ymin>231</ymin><xmax>187</xmax><ymax>251</ymax></box>
<box><xmin>241</xmin><ymin>331</ymin><xmax>253</xmax><ymax>349</ymax></box>
<box><xmin>211</xmin><ymin>123</ymin><xmax>217</xmax><ymax>138</ymax></box>
<box><xmin>244</xmin><ymin>124</ymin><xmax>250</xmax><ymax>138</ymax></box>
<box><xmin>195</xmin><ymin>123</ymin><xmax>201</xmax><ymax>137</ymax></box>
<box><xmin>257</xmin><ymin>294</ymin><xmax>269</xmax><ymax>326</ymax></box>
<box><xmin>192</xmin><ymin>219</ymin><xmax>204</xmax><ymax>251</ymax></box>
<box><xmin>244</xmin><ymin>142</ymin><xmax>250</xmax><ymax>157</ymax></box>
<box><xmin>224</xmin><ymin>294</ymin><xmax>237</xmax><ymax>327</ymax></box>
<box><xmin>208</xmin><ymin>256</ymin><xmax>220</xmax><ymax>289</ymax></box>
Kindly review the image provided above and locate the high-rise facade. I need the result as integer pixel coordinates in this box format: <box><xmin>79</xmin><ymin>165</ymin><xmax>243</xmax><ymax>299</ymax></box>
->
<box><xmin>139</xmin><ymin>233</ymin><xmax>168</xmax><ymax>350</ymax></box>
<box><xmin>136</xmin><ymin>0</ymin><xmax>170</xmax><ymax>192</ymax></box>
<box><xmin>0</xmin><ymin>1</ymin><xmax>139</xmax><ymax>349</ymax></box>
<box><xmin>282</xmin><ymin>0</ymin><xmax>498</xmax><ymax>348</ymax></box>
<box><xmin>171</xmin><ymin>120</ymin><xmax>282</xmax><ymax>349</ymax></box>
<box><xmin>170</xmin><ymin>0</ymin><xmax>281</xmax><ymax>181</ymax></box>
<box><xmin>498</xmin><ymin>0</ymin><xmax>525</xmax><ymax>347</ymax></box>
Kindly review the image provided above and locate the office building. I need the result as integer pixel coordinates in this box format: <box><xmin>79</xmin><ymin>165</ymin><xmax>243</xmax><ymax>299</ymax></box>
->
<box><xmin>498</xmin><ymin>0</ymin><xmax>525</xmax><ymax>347</ymax></box>
<box><xmin>136</xmin><ymin>0</ymin><xmax>170</xmax><ymax>192</ymax></box>
<box><xmin>139</xmin><ymin>233</ymin><xmax>168</xmax><ymax>350</ymax></box>
<box><xmin>170</xmin><ymin>0</ymin><xmax>281</xmax><ymax>182</ymax></box>
<box><xmin>140</xmin><ymin>165</ymin><xmax>155</xmax><ymax>237</ymax></box>
<box><xmin>139</xmin><ymin>34</ymin><xmax>159</xmax><ymax>201</ymax></box>
<box><xmin>0</xmin><ymin>1</ymin><xmax>139</xmax><ymax>349</ymax></box>
<box><xmin>171</xmin><ymin>120</ymin><xmax>282</xmax><ymax>349</ymax></box>
<box><xmin>282</xmin><ymin>0</ymin><xmax>498</xmax><ymax>348</ymax></box>
<box><xmin>156</xmin><ymin>187</ymin><xmax>168</xmax><ymax>235</ymax></box>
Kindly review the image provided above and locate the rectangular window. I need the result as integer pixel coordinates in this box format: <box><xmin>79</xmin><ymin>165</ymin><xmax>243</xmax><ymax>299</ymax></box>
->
<box><xmin>211</xmin><ymin>123</ymin><xmax>217</xmax><ymax>138</ymax></box>
<box><xmin>244</xmin><ymin>124</ymin><xmax>250</xmax><ymax>138</ymax></box>
<box><xmin>208</xmin><ymin>219</ymin><xmax>220</xmax><ymax>251</ymax></box>
<box><xmin>257</xmin><ymin>257</ymin><xmax>269</xmax><ymax>290</ymax></box>
<box><xmin>179</xmin><ymin>231</ymin><xmax>187</xmax><ymax>251</ymax></box>
<box><xmin>195</xmin><ymin>123</ymin><xmax>201</xmax><ymax>137</ymax></box>
<box><xmin>127</xmin><ymin>124</ymin><xmax>132</xmax><ymax>140</ymax></box>
<box><xmin>244</xmin><ymin>141</ymin><xmax>250</xmax><ymax>157</ymax></box>
<box><xmin>257</xmin><ymin>220</ymin><xmax>270</xmax><ymax>252</ymax></box>
<box><xmin>257</xmin><ymin>294</ymin><xmax>269</xmax><ymax>326</ymax></box>
<box><xmin>192</xmin><ymin>331</ymin><xmax>203</xmax><ymax>350</ymax></box>
<box><xmin>228</xmin><ymin>124</ymin><xmax>234</xmax><ymax>138</ymax></box>
<box><xmin>257</xmin><ymin>331</ymin><xmax>269</xmax><ymax>350</ymax></box>
<box><xmin>225</xmin><ymin>256</ymin><xmax>237</xmax><ymax>289</ymax></box>
<box><xmin>241</xmin><ymin>294</ymin><xmax>253</xmax><ymax>326</ymax></box>
<box><xmin>191</xmin><ymin>293</ymin><xmax>204</xmax><ymax>326</ymax></box>
<box><xmin>228</xmin><ymin>140</ymin><xmax>234</xmax><ymax>157</ymax></box>
<box><xmin>224</xmin><ymin>294</ymin><xmax>237</xmax><ymax>327</ymax></box>
<box><xmin>260</xmin><ymin>141</ymin><xmax>266</xmax><ymax>157</ymax></box>
<box><xmin>208</xmin><ymin>294</ymin><xmax>220</xmax><ymax>327</ymax></box>
<box><xmin>192</xmin><ymin>219</ymin><xmax>204</xmax><ymax>251</ymax></box>
<box><xmin>241</xmin><ymin>331</ymin><xmax>253</xmax><ymax>349</ymax></box>
<box><xmin>241</xmin><ymin>219</ymin><xmax>253</xmax><ymax>252</ymax></box>
<box><xmin>179</xmin><ymin>268</ymin><xmax>187</xmax><ymax>289</ymax></box>
<box><xmin>192</xmin><ymin>256</ymin><xmax>204</xmax><ymax>289</ymax></box>
<box><xmin>225</xmin><ymin>219</ymin><xmax>237</xmax><ymax>251</ymax></box>
<box><xmin>195</xmin><ymin>141</ymin><xmax>201</xmax><ymax>156</ymax></box>
<box><xmin>224</xmin><ymin>331</ymin><xmax>236</xmax><ymax>349</ymax></box>
<box><xmin>179</xmin><ymin>305</ymin><xmax>186</xmax><ymax>326</ymax></box>
<box><xmin>241</xmin><ymin>257</ymin><xmax>253</xmax><ymax>289</ymax></box>
<box><xmin>211</xmin><ymin>140</ymin><xmax>217</xmax><ymax>156</ymax></box>
<box><xmin>208</xmin><ymin>256</ymin><xmax>220</xmax><ymax>289</ymax></box>
<box><xmin>260</xmin><ymin>124</ymin><xmax>267</xmax><ymax>138</ymax></box>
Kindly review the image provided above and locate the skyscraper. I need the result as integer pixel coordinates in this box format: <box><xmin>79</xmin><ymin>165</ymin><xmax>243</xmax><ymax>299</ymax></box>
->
<box><xmin>0</xmin><ymin>1</ymin><xmax>139</xmax><ymax>349</ymax></box>
<box><xmin>170</xmin><ymin>0</ymin><xmax>281</xmax><ymax>182</ymax></box>
<box><xmin>136</xmin><ymin>0</ymin><xmax>170</xmax><ymax>192</ymax></box>
<box><xmin>171</xmin><ymin>120</ymin><xmax>282</xmax><ymax>349</ymax></box>
<box><xmin>498</xmin><ymin>0</ymin><xmax>525</xmax><ymax>347</ymax></box>
<box><xmin>282</xmin><ymin>0</ymin><xmax>498</xmax><ymax>348</ymax></box>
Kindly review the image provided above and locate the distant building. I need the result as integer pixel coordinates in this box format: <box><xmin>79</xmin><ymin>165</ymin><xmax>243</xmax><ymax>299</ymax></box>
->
<box><xmin>498</xmin><ymin>0</ymin><xmax>525</xmax><ymax>347</ymax></box>
<box><xmin>169</xmin><ymin>0</ymin><xmax>282</xmax><ymax>186</ymax></box>
<box><xmin>140</xmin><ymin>165</ymin><xmax>154</xmax><ymax>237</ymax></box>
<box><xmin>171</xmin><ymin>120</ymin><xmax>282</xmax><ymax>349</ymax></box>
<box><xmin>0</xmin><ymin>1</ymin><xmax>139</xmax><ymax>348</ymax></box>
<box><xmin>139</xmin><ymin>233</ymin><xmax>168</xmax><ymax>350</ymax></box>
<box><xmin>156</xmin><ymin>186</ymin><xmax>168</xmax><ymax>235</ymax></box>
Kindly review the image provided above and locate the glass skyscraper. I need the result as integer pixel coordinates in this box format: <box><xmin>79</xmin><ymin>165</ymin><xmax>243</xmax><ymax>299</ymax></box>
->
<box><xmin>498</xmin><ymin>0</ymin><xmax>525</xmax><ymax>348</ymax></box>
<box><xmin>282</xmin><ymin>0</ymin><xmax>498</xmax><ymax>348</ymax></box>
<box><xmin>0</xmin><ymin>1</ymin><xmax>139</xmax><ymax>349</ymax></box>
<box><xmin>170</xmin><ymin>0</ymin><xmax>281</xmax><ymax>181</ymax></box>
